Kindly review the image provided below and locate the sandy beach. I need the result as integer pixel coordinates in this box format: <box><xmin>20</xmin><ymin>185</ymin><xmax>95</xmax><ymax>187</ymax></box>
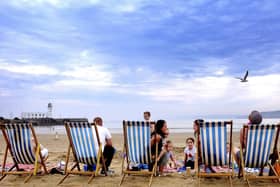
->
<box><xmin>0</xmin><ymin>132</ymin><xmax>279</xmax><ymax>187</ymax></box>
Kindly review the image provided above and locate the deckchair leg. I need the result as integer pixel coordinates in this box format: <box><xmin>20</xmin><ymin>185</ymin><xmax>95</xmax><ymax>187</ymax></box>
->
<box><xmin>119</xmin><ymin>173</ymin><xmax>126</xmax><ymax>186</ymax></box>
<box><xmin>229</xmin><ymin>176</ymin><xmax>233</xmax><ymax>187</ymax></box>
<box><xmin>0</xmin><ymin>146</ymin><xmax>8</xmax><ymax>181</ymax></box>
<box><xmin>148</xmin><ymin>173</ymin><xmax>154</xmax><ymax>187</ymax></box>
<box><xmin>24</xmin><ymin>172</ymin><xmax>33</xmax><ymax>183</ymax></box>
<box><xmin>246</xmin><ymin>178</ymin><xmax>250</xmax><ymax>187</ymax></box>
<box><xmin>198</xmin><ymin>176</ymin><xmax>201</xmax><ymax>187</ymax></box>
<box><xmin>1</xmin><ymin>145</ymin><xmax>9</xmax><ymax>176</ymax></box>
<box><xmin>0</xmin><ymin>174</ymin><xmax>7</xmax><ymax>181</ymax></box>
<box><xmin>58</xmin><ymin>163</ymin><xmax>79</xmax><ymax>185</ymax></box>
<box><xmin>58</xmin><ymin>173</ymin><xmax>70</xmax><ymax>185</ymax></box>
<box><xmin>87</xmin><ymin>173</ymin><xmax>95</xmax><ymax>184</ymax></box>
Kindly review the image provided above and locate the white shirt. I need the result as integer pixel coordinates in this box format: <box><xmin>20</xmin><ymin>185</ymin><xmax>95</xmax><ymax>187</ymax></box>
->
<box><xmin>184</xmin><ymin>146</ymin><xmax>196</xmax><ymax>161</ymax></box>
<box><xmin>93</xmin><ymin>125</ymin><xmax>112</xmax><ymax>151</ymax></box>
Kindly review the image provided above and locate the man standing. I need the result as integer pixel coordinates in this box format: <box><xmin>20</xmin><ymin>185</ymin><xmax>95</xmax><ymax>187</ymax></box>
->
<box><xmin>144</xmin><ymin>111</ymin><xmax>155</xmax><ymax>132</ymax></box>
<box><xmin>143</xmin><ymin>111</ymin><xmax>151</xmax><ymax>122</ymax></box>
<box><xmin>93</xmin><ymin>117</ymin><xmax>115</xmax><ymax>174</ymax></box>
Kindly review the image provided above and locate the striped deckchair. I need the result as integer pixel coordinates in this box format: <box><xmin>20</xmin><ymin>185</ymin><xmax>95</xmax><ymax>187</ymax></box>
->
<box><xmin>239</xmin><ymin>124</ymin><xmax>280</xmax><ymax>186</ymax></box>
<box><xmin>197</xmin><ymin>121</ymin><xmax>234</xmax><ymax>186</ymax></box>
<box><xmin>120</xmin><ymin>121</ymin><xmax>158</xmax><ymax>187</ymax></box>
<box><xmin>58</xmin><ymin>121</ymin><xmax>106</xmax><ymax>185</ymax></box>
<box><xmin>0</xmin><ymin>121</ymin><xmax>47</xmax><ymax>183</ymax></box>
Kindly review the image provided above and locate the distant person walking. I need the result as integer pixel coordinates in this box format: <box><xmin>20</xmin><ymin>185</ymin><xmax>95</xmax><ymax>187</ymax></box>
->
<box><xmin>93</xmin><ymin>117</ymin><xmax>115</xmax><ymax>174</ymax></box>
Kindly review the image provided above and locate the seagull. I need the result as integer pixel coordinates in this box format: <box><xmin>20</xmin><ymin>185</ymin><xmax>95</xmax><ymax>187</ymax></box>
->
<box><xmin>236</xmin><ymin>70</ymin><xmax>249</xmax><ymax>82</ymax></box>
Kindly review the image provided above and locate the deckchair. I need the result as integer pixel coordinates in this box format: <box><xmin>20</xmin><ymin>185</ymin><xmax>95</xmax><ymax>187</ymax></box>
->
<box><xmin>0</xmin><ymin>121</ymin><xmax>48</xmax><ymax>183</ymax></box>
<box><xmin>196</xmin><ymin>121</ymin><xmax>234</xmax><ymax>187</ymax></box>
<box><xmin>239</xmin><ymin>124</ymin><xmax>280</xmax><ymax>186</ymax></box>
<box><xmin>120</xmin><ymin>121</ymin><xmax>158</xmax><ymax>187</ymax></box>
<box><xmin>58</xmin><ymin>121</ymin><xmax>106</xmax><ymax>185</ymax></box>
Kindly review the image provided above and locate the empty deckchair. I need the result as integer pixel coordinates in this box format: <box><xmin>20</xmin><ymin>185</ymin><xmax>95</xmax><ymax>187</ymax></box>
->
<box><xmin>196</xmin><ymin>121</ymin><xmax>234</xmax><ymax>186</ymax></box>
<box><xmin>58</xmin><ymin>121</ymin><xmax>106</xmax><ymax>185</ymax></box>
<box><xmin>0</xmin><ymin>121</ymin><xmax>48</xmax><ymax>183</ymax></box>
<box><xmin>120</xmin><ymin>121</ymin><xmax>158</xmax><ymax>187</ymax></box>
<box><xmin>239</xmin><ymin>124</ymin><xmax>280</xmax><ymax>186</ymax></box>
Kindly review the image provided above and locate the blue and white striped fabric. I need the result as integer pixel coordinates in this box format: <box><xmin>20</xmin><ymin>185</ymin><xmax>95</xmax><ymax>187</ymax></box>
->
<box><xmin>5</xmin><ymin>123</ymin><xmax>36</xmax><ymax>164</ymax></box>
<box><xmin>244</xmin><ymin>124</ymin><xmax>276</xmax><ymax>168</ymax></box>
<box><xmin>67</xmin><ymin>122</ymin><xmax>98</xmax><ymax>165</ymax></box>
<box><xmin>124</xmin><ymin>121</ymin><xmax>151</xmax><ymax>164</ymax></box>
<box><xmin>200</xmin><ymin>121</ymin><xmax>228</xmax><ymax>166</ymax></box>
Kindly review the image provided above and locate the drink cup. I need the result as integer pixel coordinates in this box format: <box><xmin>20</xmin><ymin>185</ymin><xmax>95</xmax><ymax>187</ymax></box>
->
<box><xmin>186</xmin><ymin>167</ymin><xmax>191</xmax><ymax>176</ymax></box>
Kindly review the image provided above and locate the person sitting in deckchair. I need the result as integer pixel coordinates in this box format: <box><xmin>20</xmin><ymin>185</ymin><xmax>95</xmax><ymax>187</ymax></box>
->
<box><xmin>151</xmin><ymin>120</ymin><xmax>169</xmax><ymax>174</ymax></box>
<box><xmin>93</xmin><ymin>117</ymin><xmax>115</xmax><ymax>174</ymax></box>
<box><xmin>234</xmin><ymin>110</ymin><xmax>262</xmax><ymax>166</ymax></box>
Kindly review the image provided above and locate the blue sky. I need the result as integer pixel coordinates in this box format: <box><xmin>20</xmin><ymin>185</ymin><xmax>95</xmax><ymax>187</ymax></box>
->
<box><xmin>0</xmin><ymin>0</ymin><xmax>280</xmax><ymax>122</ymax></box>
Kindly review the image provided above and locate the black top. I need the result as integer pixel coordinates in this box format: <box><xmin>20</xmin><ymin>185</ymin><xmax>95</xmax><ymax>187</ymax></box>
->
<box><xmin>151</xmin><ymin>132</ymin><xmax>163</xmax><ymax>156</ymax></box>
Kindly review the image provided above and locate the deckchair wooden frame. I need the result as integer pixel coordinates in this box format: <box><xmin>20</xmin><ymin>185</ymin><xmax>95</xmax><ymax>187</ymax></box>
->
<box><xmin>239</xmin><ymin>123</ymin><xmax>280</xmax><ymax>187</ymax></box>
<box><xmin>58</xmin><ymin>122</ymin><xmax>107</xmax><ymax>185</ymax></box>
<box><xmin>0</xmin><ymin>121</ymin><xmax>48</xmax><ymax>183</ymax></box>
<box><xmin>196</xmin><ymin>120</ymin><xmax>234</xmax><ymax>187</ymax></box>
<box><xmin>120</xmin><ymin>121</ymin><xmax>158</xmax><ymax>187</ymax></box>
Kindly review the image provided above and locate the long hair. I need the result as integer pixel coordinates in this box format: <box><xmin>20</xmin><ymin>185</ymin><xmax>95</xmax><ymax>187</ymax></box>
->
<box><xmin>155</xmin><ymin>119</ymin><xmax>166</xmax><ymax>137</ymax></box>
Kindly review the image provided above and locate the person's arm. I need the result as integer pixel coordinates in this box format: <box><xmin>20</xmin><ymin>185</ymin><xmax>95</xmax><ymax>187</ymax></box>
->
<box><xmin>184</xmin><ymin>149</ymin><xmax>188</xmax><ymax>163</ymax></box>
<box><xmin>105</xmin><ymin>128</ymin><xmax>113</xmax><ymax>146</ymax></box>
<box><xmin>157</xmin><ymin>148</ymin><xmax>166</xmax><ymax>161</ymax></box>
<box><xmin>151</xmin><ymin>134</ymin><xmax>161</xmax><ymax>146</ymax></box>
<box><xmin>170</xmin><ymin>152</ymin><xmax>177</xmax><ymax>166</ymax></box>
<box><xmin>193</xmin><ymin>147</ymin><xmax>196</xmax><ymax>160</ymax></box>
<box><xmin>239</xmin><ymin>128</ymin><xmax>243</xmax><ymax>148</ymax></box>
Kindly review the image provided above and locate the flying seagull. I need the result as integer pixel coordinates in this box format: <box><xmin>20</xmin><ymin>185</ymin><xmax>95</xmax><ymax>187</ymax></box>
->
<box><xmin>236</xmin><ymin>70</ymin><xmax>249</xmax><ymax>82</ymax></box>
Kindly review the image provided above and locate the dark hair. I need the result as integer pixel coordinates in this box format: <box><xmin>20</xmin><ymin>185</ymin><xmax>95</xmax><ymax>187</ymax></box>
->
<box><xmin>93</xmin><ymin>117</ymin><xmax>102</xmax><ymax>123</ymax></box>
<box><xmin>166</xmin><ymin>140</ymin><xmax>172</xmax><ymax>144</ymax></box>
<box><xmin>186</xmin><ymin>137</ymin><xmax>195</xmax><ymax>143</ymax></box>
<box><xmin>144</xmin><ymin>111</ymin><xmax>151</xmax><ymax>117</ymax></box>
<box><xmin>194</xmin><ymin>119</ymin><xmax>204</xmax><ymax>126</ymax></box>
<box><xmin>249</xmin><ymin>110</ymin><xmax>262</xmax><ymax>125</ymax></box>
<box><xmin>155</xmin><ymin>119</ymin><xmax>166</xmax><ymax>137</ymax></box>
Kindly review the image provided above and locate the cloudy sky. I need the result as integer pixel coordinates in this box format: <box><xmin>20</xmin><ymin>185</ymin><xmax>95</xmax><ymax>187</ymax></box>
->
<box><xmin>0</xmin><ymin>0</ymin><xmax>280</xmax><ymax>122</ymax></box>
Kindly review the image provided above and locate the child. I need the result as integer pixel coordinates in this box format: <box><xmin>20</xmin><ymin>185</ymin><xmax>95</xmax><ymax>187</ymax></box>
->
<box><xmin>157</xmin><ymin>140</ymin><xmax>177</xmax><ymax>174</ymax></box>
<box><xmin>184</xmin><ymin>137</ymin><xmax>196</xmax><ymax>169</ymax></box>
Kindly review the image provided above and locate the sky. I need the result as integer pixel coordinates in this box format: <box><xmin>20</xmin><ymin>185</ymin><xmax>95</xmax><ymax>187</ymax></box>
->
<box><xmin>0</xmin><ymin>0</ymin><xmax>280</xmax><ymax>122</ymax></box>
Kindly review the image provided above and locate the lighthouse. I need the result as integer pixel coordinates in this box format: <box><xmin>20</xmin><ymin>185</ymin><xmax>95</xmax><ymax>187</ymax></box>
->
<box><xmin>47</xmin><ymin>103</ymin><xmax>53</xmax><ymax>118</ymax></box>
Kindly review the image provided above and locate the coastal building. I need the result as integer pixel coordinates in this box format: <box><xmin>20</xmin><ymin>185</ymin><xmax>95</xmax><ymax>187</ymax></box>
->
<box><xmin>19</xmin><ymin>103</ymin><xmax>87</xmax><ymax>126</ymax></box>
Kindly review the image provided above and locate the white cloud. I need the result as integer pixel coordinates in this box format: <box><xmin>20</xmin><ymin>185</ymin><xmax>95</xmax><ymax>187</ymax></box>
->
<box><xmin>0</xmin><ymin>62</ymin><xmax>59</xmax><ymax>76</ymax></box>
<box><xmin>134</xmin><ymin>73</ymin><xmax>280</xmax><ymax>114</ymax></box>
<box><xmin>0</xmin><ymin>89</ymin><xmax>11</xmax><ymax>97</ymax></box>
<box><xmin>116</xmin><ymin>4</ymin><xmax>136</xmax><ymax>13</ymax></box>
<box><xmin>34</xmin><ymin>62</ymin><xmax>116</xmax><ymax>91</ymax></box>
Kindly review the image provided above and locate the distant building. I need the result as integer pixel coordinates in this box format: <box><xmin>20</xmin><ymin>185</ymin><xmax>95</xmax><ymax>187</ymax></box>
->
<box><xmin>19</xmin><ymin>103</ymin><xmax>88</xmax><ymax>126</ymax></box>
<box><xmin>21</xmin><ymin>103</ymin><xmax>53</xmax><ymax>119</ymax></box>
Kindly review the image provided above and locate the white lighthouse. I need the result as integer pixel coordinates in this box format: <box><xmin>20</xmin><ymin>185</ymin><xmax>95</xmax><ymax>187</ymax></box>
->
<box><xmin>47</xmin><ymin>103</ymin><xmax>53</xmax><ymax>118</ymax></box>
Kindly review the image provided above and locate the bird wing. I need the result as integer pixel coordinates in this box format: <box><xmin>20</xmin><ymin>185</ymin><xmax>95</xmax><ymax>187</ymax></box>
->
<box><xmin>244</xmin><ymin>70</ymin><xmax>249</xmax><ymax>80</ymax></box>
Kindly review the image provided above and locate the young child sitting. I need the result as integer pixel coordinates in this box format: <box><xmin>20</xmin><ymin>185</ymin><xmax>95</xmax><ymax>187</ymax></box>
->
<box><xmin>184</xmin><ymin>137</ymin><xmax>196</xmax><ymax>169</ymax></box>
<box><xmin>157</xmin><ymin>140</ymin><xmax>177</xmax><ymax>174</ymax></box>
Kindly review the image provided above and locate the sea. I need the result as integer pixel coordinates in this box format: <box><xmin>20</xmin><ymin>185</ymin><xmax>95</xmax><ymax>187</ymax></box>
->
<box><xmin>33</xmin><ymin>118</ymin><xmax>280</xmax><ymax>135</ymax></box>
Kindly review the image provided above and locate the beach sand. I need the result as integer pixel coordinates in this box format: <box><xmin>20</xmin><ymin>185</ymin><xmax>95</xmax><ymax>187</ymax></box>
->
<box><xmin>0</xmin><ymin>132</ymin><xmax>279</xmax><ymax>187</ymax></box>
